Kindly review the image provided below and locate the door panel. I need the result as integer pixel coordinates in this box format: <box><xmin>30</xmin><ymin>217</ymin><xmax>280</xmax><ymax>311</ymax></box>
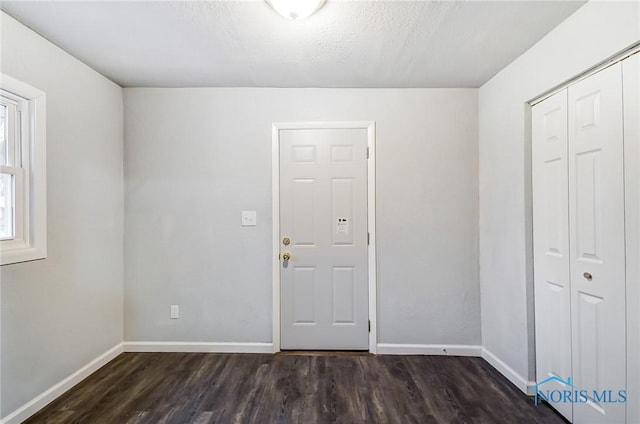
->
<box><xmin>292</xmin><ymin>179</ymin><xmax>315</xmax><ymax>245</ymax></box>
<box><xmin>532</xmin><ymin>89</ymin><xmax>573</xmax><ymax>422</ymax></box>
<box><xmin>280</xmin><ymin>128</ymin><xmax>368</xmax><ymax>350</ymax></box>
<box><xmin>331</xmin><ymin>178</ymin><xmax>354</xmax><ymax>245</ymax></box>
<box><xmin>293</xmin><ymin>267</ymin><xmax>316</xmax><ymax>324</ymax></box>
<box><xmin>332</xmin><ymin>267</ymin><xmax>355</xmax><ymax>323</ymax></box>
<box><xmin>574</xmin><ymin>150</ymin><xmax>602</xmax><ymax>261</ymax></box>
<box><xmin>569</xmin><ymin>63</ymin><xmax>626</xmax><ymax>424</ymax></box>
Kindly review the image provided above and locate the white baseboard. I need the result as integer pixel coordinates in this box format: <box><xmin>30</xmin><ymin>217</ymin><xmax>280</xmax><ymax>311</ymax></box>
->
<box><xmin>376</xmin><ymin>343</ymin><xmax>483</xmax><ymax>356</ymax></box>
<box><xmin>481</xmin><ymin>348</ymin><xmax>536</xmax><ymax>395</ymax></box>
<box><xmin>1</xmin><ymin>343</ymin><xmax>124</xmax><ymax>424</ymax></box>
<box><xmin>123</xmin><ymin>341</ymin><xmax>274</xmax><ymax>353</ymax></box>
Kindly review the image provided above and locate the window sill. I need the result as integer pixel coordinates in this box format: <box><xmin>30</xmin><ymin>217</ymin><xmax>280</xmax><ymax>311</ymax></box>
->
<box><xmin>1</xmin><ymin>245</ymin><xmax>46</xmax><ymax>266</ymax></box>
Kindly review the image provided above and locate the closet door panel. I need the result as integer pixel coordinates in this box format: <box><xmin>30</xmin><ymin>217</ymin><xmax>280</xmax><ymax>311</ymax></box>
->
<box><xmin>532</xmin><ymin>89</ymin><xmax>573</xmax><ymax>422</ymax></box>
<box><xmin>569</xmin><ymin>62</ymin><xmax>625</xmax><ymax>424</ymax></box>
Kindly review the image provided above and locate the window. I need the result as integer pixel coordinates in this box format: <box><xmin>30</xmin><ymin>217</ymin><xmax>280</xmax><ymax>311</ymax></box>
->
<box><xmin>0</xmin><ymin>74</ymin><xmax>46</xmax><ymax>265</ymax></box>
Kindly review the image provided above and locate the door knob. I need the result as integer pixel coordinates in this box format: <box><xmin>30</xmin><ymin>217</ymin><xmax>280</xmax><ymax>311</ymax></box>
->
<box><xmin>282</xmin><ymin>252</ymin><xmax>291</xmax><ymax>261</ymax></box>
<box><xmin>282</xmin><ymin>237</ymin><xmax>291</xmax><ymax>246</ymax></box>
<box><xmin>583</xmin><ymin>272</ymin><xmax>592</xmax><ymax>281</ymax></box>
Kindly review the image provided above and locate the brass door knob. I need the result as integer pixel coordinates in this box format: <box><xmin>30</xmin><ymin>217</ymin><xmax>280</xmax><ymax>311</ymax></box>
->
<box><xmin>583</xmin><ymin>272</ymin><xmax>593</xmax><ymax>281</ymax></box>
<box><xmin>282</xmin><ymin>252</ymin><xmax>291</xmax><ymax>261</ymax></box>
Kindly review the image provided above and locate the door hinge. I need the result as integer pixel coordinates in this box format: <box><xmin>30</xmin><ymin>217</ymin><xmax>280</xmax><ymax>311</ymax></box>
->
<box><xmin>368</xmin><ymin>320</ymin><xmax>371</xmax><ymax>332</ymax></box>
<box><xmin>367</xmin><ymin>232</ymin><xmax>370</xmax><ymax>245</ymax></box>
<box><xmin>367</xmin><ymin>146</ymin><xmax>370</xmax><ymax>159</ymax></box>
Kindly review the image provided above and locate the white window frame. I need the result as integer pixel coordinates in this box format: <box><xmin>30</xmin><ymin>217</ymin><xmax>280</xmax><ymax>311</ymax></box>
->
<box><xmin>0</xmin><ymin>73</ymin><xmax>46</xmax><ymax>265</ymax></box>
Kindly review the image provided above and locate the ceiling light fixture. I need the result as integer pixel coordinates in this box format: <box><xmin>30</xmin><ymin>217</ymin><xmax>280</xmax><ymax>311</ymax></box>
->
<box><xmin>265</xmin><ymin>0</ymin><xmax>326</xmax><ymax>20</ymax></box>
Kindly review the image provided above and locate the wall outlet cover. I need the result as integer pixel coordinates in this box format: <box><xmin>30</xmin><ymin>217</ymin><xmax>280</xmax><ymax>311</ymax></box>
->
<box><xmin>241</xmin><ymin>210</ymin><xmax>257</xmax><ymax>226</ymax></box>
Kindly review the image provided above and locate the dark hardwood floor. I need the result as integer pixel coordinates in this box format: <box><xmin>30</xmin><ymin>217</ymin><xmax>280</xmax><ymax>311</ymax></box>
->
<box><xmin>25</xmin><ymin>352</ymin><xmax>566</xmax><ymax>424</ymax></box>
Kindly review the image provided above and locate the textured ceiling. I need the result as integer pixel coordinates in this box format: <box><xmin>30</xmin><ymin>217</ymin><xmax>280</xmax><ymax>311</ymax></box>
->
<box><xmin>1</xmin><ymin>0</ymin><xmax>586</xmax><ymax>88</ymax></box>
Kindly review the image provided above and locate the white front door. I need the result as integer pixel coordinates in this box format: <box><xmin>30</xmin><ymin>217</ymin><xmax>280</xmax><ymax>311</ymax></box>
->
<box><xmin>279</xmin><ymin>127</ymin><xmax>369</xmax><ymax>350</ymax></box>
<box><xmin>569</xmin><ymin>63</ymin><xmax>626</xmax><ymax>424</ymax></box>
<box><xmin>532</xmin><ymin>89</ymin><xmax>573</xmax><ymax>422</ymax></box>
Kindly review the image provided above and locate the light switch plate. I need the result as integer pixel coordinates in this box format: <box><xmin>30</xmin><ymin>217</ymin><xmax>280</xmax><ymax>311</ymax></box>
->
<box><xmin>241</xmin><ymin>210</ymin><xmax>257</xmax><ymax>226</ymax></box>
<box><xmin>170</xmin><ymin>305</ymin><xmax>179</xmax><ymax>319</ymax></box>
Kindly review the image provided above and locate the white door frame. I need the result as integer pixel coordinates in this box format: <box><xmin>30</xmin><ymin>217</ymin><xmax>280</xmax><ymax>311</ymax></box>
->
<box><xmin>272</xmin><ymin>121</ymin><xmax>377</xmax><ymax>353</ymax></box>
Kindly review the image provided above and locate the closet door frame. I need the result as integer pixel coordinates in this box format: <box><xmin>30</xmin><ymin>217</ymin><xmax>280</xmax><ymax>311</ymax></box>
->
<box><xmin>622</xmin><ymin>52</ymin><xmax>639</xmax><ymax>424</ymax></box>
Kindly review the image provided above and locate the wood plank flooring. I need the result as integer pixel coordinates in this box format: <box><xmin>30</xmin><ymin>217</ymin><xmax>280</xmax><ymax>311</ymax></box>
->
<box><xmin>25</xmin><ymin>353</ymin><xmax>567</xmax><ymax>424</ymax></box>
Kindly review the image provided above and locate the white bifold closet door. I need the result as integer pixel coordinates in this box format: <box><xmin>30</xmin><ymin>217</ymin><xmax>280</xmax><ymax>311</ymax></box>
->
<box><xmin>532</xmin><ymin>89</ymin><xmax>573</xmax><ymax>422</ymax></box>
<box><xmin>568</xmin><ymin>62</ymin><xmax>626</xmax><ymax>424</ymax></box>
<box><xmin>533</xmin><ymin>61</ymin><xmax>626</xmax><ymax>424</ymax></box>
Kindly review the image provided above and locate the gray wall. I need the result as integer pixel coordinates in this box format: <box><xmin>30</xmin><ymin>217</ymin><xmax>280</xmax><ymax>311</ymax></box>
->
<box><xmin>124</xmin><ymin>88</ymin><xmax>479</xmax><ymax>346</ymax></box>
<box><xmin>0</xmin><ymin>12</ymin><xmax>124</xmax><ymax>417</ymax></box>
<box><xmin>478</xmin><ymin>0</ymin><xmax>639</xmax><ymax>386</ymax></box>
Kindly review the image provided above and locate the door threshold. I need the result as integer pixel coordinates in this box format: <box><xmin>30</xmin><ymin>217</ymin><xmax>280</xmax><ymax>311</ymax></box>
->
<box><xmin>276</xmin><ymin>350</ymin><xmax>372</xmax><ymax>357</ymax></box>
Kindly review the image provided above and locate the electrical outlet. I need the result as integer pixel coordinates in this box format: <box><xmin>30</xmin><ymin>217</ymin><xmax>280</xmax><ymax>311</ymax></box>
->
<box><xmin>170</xmin><ymin>305</ymin><xmax>179</xmax><ymax>319</ymax></box>
<box><xmin>241</xmin><ymin>210</ymin><xmax>257</xmax><ymax>226</ymax></box>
